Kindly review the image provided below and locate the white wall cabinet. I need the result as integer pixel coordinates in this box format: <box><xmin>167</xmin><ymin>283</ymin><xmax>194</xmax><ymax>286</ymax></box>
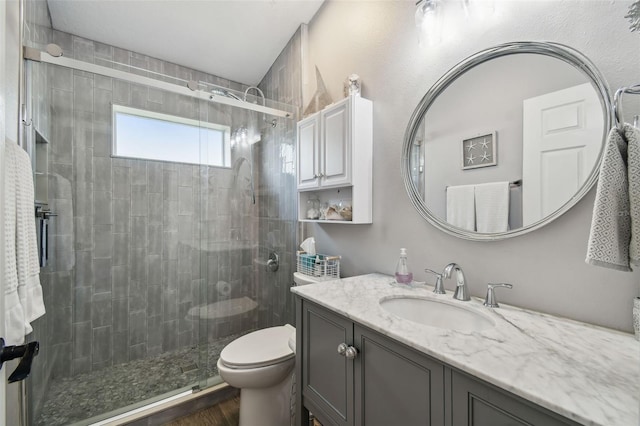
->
<box><xmin>297</xmin><ymin>96</ymin><xmax>372</xmax><ymax>224</ymax></box>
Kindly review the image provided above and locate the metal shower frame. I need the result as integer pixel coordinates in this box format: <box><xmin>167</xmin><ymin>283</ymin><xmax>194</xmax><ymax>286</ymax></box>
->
<box><xmin>23</xmin><ymin>44</ymin><xmax>293</xmax><ymax>119</ymax></box>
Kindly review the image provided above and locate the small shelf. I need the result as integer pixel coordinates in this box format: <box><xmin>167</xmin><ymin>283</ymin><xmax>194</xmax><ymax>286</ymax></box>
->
<box><xmin>35</xmin><ymin>130</ymin><xmax>50</xmax><ymax>145</ymax></box>
<box><xmin>34</xmin><ymin>128</ymin><xmax>49</xmax><ymax>204</ymax></box>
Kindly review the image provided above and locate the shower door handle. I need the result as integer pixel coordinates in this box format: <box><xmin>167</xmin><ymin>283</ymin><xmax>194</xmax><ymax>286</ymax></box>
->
<box><xmin>0</xmin><ymin>338</ymin><xmax>40</xmax><ymax>383</ymax></box>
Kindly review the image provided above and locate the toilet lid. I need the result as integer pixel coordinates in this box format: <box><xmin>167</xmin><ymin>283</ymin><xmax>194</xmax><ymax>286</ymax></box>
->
<box><xmin>220</xmin><ymin>324</ymin><xmax>295</xmax><ymax>369</ymax></box>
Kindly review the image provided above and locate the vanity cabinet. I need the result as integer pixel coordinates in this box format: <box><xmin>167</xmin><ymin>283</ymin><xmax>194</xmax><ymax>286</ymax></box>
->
<box><xmin>298</xmin><ymin>300</ymin><xmax>445</xmax><ymax>426</ymax></box>
<box><xmin>296</xmin><ymin>96</ymin><xmax>373</xmax><ymax>224</ymax></box>
<box><xmin>451</xmin><ymin>371</ymin><xmax>579</xmax><ymax>426</ymax></box>
<box><xmin>296</xmin><ymin>299</ymin><xmax>580</xmax><ymax>426</ymax></box>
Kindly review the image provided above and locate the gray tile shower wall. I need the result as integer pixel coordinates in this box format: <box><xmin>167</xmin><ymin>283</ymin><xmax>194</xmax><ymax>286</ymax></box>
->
<box><xmin>24</xmin><ymin>1</ymin><xmax>55</xmax><ymax>420</ymax></box>
<box><xmin>24</xmin><ymin>2</ymin><xmax>300</xmax><ymax>422</ymax></box>
<box><xmin>257</xmin><ymin>27</ymin><xmax>304</xmax><ymax>327</ymax></box>
<box><xmin>27</xmin><ymin>28</ymin><xmax>267</xmax><ymax>380</ymax></box>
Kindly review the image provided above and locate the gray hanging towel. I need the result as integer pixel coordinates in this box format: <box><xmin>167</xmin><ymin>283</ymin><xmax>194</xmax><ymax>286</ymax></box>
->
<box><xmin>586</xmin><ymin>124</ymin><xmax>640</xmax><ymax>271</ymax></box>
<box><xmin>627</xmin><ymin>123</ymin><xmax>640</xmax><ymax>265</ymax></box>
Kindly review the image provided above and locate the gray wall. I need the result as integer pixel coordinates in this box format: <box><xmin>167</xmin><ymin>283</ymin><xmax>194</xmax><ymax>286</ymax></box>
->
<box><xmin>304</xmin><ymin>0</ymin><xmax>640</xmax><ymax>332</ymax></box>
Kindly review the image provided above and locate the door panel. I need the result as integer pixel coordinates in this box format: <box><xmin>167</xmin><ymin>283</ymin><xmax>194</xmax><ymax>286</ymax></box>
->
<box><xmin>297</xmin><ymin>115</ymin><xmax>320</xmax><ymax>189</ymax></box>
<box><xmin>355</xmin><ymin>326</ymin><xmax>444</xmax><ymax>426</ymax></box>
<box><xmin>303</xmin><ymin>303</ymin><xmax>353</xmax><ymax>426</ymax></box>
<box><xmin>451</xmin><ymin>371</ymin><xmax>579</xmax><ymax>426</ymax></box>
<box><xmin>522</xmin><ymin>83</ymin><xmax>603</xmax><ymax>225</ymax></box>
<box><xmin>321</xmin><ymin>102</ymin><xmax>351</xmax><ymax>187</ymax></box>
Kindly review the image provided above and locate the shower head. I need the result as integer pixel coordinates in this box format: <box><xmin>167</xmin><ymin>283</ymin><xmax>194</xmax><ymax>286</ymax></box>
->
<box><xmin>210</xmin><ymin>88</ymin><xmax>242</xmax><ymax>101</ymax></box>
<box><xmin>244</xmin><ymin>86</ymin><xmax>278</xmax><ymax>128</ymax></box>
<box><xmin>243</xmin><ymin>86</ymin><xmax>265</xmax><ymax>103</ymax></box>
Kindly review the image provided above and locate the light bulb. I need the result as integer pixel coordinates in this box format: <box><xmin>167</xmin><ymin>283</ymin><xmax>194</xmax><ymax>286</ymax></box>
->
<box><xmin>415</xmin><ymin>0</ymin><xmax>443</xmax><ymax>46</ymax></box>
<box><xmin>463</xmin><ymin>0</ymin><xmax>495</xmax><ymax>20</ymax></box>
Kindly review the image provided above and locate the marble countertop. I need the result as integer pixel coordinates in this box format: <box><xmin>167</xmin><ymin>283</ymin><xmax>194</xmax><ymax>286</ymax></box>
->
<box><xmin>291</xmin><ymin>273</ymin><xmax>640</xmax><ymax>426</ymax></box>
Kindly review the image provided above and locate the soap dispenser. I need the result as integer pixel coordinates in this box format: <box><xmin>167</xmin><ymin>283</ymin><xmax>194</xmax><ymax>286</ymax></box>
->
<box><xmin>395</xmin><ymin>248</ymin><xmax>413</xmax><ymax>284</ymax></box>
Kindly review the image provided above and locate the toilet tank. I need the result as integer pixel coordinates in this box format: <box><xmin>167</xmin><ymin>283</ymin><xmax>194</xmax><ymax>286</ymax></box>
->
<box><xmin>293</xmin><ymin>272</ymin><xmax>321</xmax><ymax>286</ymax></box>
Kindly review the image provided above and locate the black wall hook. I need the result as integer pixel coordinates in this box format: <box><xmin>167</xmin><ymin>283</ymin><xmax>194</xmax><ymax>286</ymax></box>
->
<box><xmin>0</xmin><ymin>338</ymin><xmax>40</xmax><ymax>383</ymax></box>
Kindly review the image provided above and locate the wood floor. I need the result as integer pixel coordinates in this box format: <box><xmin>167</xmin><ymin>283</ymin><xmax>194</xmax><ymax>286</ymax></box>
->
<box><xmin>165</xmin><ymin>395</ymin><xmax>240</xmax><ymax>426</ymax></box>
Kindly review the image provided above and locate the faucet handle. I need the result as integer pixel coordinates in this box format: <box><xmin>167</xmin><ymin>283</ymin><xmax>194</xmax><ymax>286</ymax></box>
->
<box><xmin>425</xmin><ymin>269</ymin><xmax>446</xmax><ymax>294</ymax></box>
<box><xmin>484</xmin><ymin>283</ymin><xmax>513</xmax><ymax>308</ymax></box>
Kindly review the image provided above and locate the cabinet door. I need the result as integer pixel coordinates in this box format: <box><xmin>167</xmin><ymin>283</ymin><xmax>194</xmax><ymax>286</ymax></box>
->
<box><xmin>297</xmin><ymin>114</ymin><xmax>320</xmax><ymax>189</ymax></box>
<box><xmin>321</xmin><ymin>100</ymin><xmax>352</xmax><ymax>187</ymax></box>
<box><xmin>451</xmin><ymin>371</ymin><xmax>580</xmax><ymax>426</ymax></box>
<box><xmin>302</xmin><ymin>302</ymin><xmax>354</xmax><ymax>426</ymax></box>
<box><xmin>354</xmin><ymin>326</ymin><xmax>445</xmax><ymax>426</ymax></box>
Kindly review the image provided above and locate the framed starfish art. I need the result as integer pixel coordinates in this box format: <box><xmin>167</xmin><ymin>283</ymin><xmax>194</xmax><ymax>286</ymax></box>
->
<box><xmin>461</xmin><ymin>131</ymin><xmax>497</xmax><ymax>170</ymax></box>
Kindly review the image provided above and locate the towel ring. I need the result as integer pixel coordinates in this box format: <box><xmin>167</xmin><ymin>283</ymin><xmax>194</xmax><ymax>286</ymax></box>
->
<box><xmin>614</xmin><ymin>84</ymin><xmax>640</xmax><ymax>131</ymax></box>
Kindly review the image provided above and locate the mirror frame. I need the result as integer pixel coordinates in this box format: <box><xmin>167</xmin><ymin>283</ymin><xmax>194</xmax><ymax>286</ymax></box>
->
<box><xmin>401</xmin><ymin>41</ymin><xmax>612</xmax><ymax>241</ymax></box>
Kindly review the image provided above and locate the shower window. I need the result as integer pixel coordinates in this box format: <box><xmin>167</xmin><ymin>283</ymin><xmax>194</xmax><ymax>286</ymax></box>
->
<box><xmin>112</xmin><ymin>104</ymin><xmax>232</xmax><ymax>167</ymax></box>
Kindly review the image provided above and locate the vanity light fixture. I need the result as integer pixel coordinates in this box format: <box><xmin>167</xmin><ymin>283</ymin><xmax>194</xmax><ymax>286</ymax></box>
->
<box><xmin>462</xmin><ymin>0</ymin><xmax>495</xmax><ymax>20</ymax></box>
<box><xmin>415</xmin><ymin>0</ymin><xmax>497</xmax><ymax>46</ymax></box>
<box><xmin>415</xmin><ymin>0</ymin><xmax>443</xmax><ymax>45</ymax></box>
<box><xmin>626</xmin><ymin>0</ymin><xmax>640</xmax><ymax>32</ymax></box>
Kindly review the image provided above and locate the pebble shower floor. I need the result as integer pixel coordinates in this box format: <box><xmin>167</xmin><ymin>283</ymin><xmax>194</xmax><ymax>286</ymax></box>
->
<box><xmin>36</xmin><ymin>334</ymin><xmax>242</xmax><ymax>426</ymax></box>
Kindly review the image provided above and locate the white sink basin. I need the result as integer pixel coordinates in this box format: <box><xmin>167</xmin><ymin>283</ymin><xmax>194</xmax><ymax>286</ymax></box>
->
<box><xmin>379</xmin><ymin>296</ymin><xmax>495</xmax><ymax>332</ymax></box>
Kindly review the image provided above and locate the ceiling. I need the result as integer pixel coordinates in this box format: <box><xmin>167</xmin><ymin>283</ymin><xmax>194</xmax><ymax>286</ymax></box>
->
<box><xmin>47</xmin><ymin>0</ymin><xmax>324</xmax><ymax>86</ymax></box>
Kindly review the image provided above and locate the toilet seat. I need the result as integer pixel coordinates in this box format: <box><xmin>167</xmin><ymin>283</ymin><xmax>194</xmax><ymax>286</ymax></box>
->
<box><xmin>220</xmin><ymin>324</ymin><xmax>295</xmax><ymax>369</ymax></box>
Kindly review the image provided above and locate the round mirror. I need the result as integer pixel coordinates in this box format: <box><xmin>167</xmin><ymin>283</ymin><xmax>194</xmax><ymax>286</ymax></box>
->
<box><xmin>402</xmin><ymin>42</ymin><xmax>612</xmax><ymax>240</ymax></box>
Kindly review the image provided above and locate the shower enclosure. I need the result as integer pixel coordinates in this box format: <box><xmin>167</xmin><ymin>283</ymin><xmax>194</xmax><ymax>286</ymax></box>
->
<box><xmin>22</xmin><ymin>26</ymin><xmax>298</xmax><ymax>425</ymax></box>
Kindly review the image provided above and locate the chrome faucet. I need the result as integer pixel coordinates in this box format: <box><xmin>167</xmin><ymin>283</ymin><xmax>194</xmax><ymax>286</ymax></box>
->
<box><xmin>443</xmin><ymin>263</ymin><xmax>470</xmax><ymax>301</ymax></box>
<box><xmin>424</xmin><ymin>269</ymin><xmax>446</xmax><ymax>294</ymax></box>
<box><xmin>483</xmin><ymin>283</ymin><xmax>513</xmax><ymax>308</ymax></box>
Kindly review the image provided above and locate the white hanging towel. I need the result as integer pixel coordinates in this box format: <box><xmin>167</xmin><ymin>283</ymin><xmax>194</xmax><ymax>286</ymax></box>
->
<box><xmin>446</xmin><ymin>184</ymin><xmax>476</xmax><ymax>231</ymax></box>
<box><xmin>586</xmin><ymin>124</ymin><xmax>640</xmax><ymax>271</ymax></box>
<box><xmin>3</xmin><ymin>141</ymin><xmax>46</xmax><ymax>345</ymax></box>
<box><xmin>475</xmin><ymin>182</ymin><xmax>510</xmax><ymax>233</ymax></box>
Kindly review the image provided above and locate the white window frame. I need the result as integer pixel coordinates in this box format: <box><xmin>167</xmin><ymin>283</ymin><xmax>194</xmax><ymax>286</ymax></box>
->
<box><xmin>112</xmin><ymin>104</ymin><xmax>231</xmax><ymax>168</ymax></box>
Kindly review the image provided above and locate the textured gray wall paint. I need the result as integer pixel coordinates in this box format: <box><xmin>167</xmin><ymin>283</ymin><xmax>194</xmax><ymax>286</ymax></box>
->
<box><xmin>304</xmin><ymin>0</ymin><xmax>640</xmax><ymax>332</ymax></box>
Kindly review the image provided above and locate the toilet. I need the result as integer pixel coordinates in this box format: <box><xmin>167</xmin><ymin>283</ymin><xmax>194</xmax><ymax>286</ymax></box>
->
<box><xmin>217</xmin><ymin>272</ymin><xmax>320</xmax><ymax>426</ymax></box>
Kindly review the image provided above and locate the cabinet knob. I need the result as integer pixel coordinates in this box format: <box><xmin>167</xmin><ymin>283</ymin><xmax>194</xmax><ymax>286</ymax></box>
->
<box><xmin>344</xmin><ymin>346</ymin><xmax>358</xmax><ymax>359</ymax></box>
<box><xmin>318</xmin><ymin>172</ymin><xmax>324</xmax><ymax>178</ymax></box>
<box><xmin>337</xmin><ymin>343</ymin><xmax>348</xmax><ymax>355</ymax></box>
<box><xmin>337</xmin><ymin>343</ymin><xmax>358</xmax><ymax>359</ymax></box>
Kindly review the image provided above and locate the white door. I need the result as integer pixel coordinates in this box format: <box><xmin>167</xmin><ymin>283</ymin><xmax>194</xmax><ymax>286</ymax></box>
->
<box><xmin>522</xmin><ymin>83</ymin><xmax>604</xmax><ymax>226</ymax></box>
<box><xmin>320</xmin><ymin>99</ymin><xmax>351</xmax><ymax>187</ymax></box>
<box><xmin>297</xmin><ymin>113</ymin><xmax>320</xmax><ymax>190</ymax></box>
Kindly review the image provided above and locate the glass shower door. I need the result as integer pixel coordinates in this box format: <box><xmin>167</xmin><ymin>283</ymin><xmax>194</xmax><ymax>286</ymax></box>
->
<box><xmin>27</xmin><ymin>61</ymin><xmax>213</xmax><ymax>425</ymax></box>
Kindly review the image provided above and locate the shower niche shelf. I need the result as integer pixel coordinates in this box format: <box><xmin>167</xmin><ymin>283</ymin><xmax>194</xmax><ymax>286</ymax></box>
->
<box><xmin>296</xmin><ymin>96</ymin><xmax>372</xmax><ymax>224</ymax></box>
<box><xmin>34</xmin><ymin>129</ymin><xmax>49</xmax><ymax>205</ymax></box>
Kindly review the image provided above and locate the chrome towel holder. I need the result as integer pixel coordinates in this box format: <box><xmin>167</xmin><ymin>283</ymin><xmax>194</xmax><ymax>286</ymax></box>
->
<box><xmin>613</xmin><ymin>84</ymin><xmax>640</xmax><ymax>130</ymax></box>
